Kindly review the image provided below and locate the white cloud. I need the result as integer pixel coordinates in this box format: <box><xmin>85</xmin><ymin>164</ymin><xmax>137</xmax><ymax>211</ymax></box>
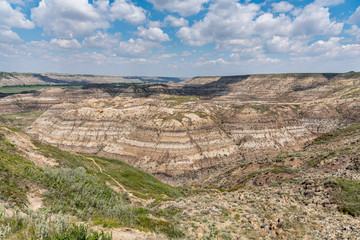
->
<box><xmin>266</xmin><ymin>36</ymin><xmax>307</xmax><ymax>54</ymax></box>
<box><xmin>272</xmin><ymin>1</ymin><xmax>294</xmax><ymax>13</ymax></box>
<box><xmin>117</xmin><ymin>38</ymin><xmax>157</xmax><ymax>56</ymax></box>
<box><xmin>195</xmin><ymin>58</ymin><xmax>226</xmax><ymax>66</ymax></box>
<box><xmin>348</xmin><ymin>6</ymin><xmax>360</xmax><ymax>24</ymax></box>
<box><xmin>50</xmin><ymin>38</ymin><xmax>82</xmax><ymax>49</ymax></box>
<box><xmin>110</xmin><ymin>0</ymin><xmax>146</xmax><ymax>25</ymax></box>
<box><xmin>177</xmin><ymin>0</ymin><xmax>343</xmax><ymax>50</ymax></box>
<box><xmin>346</xmin><ymin>25</ymin><xmax>360</xmax><ymax>42</ymax></box>
<box><xmin>177</xmin><ymin>2</ymin><xmax>260</xmax><ymax>46</ymax></box>
<box><xmin>137</xmin><ymin>26</ymin><xmax>170</xmax><ymax>42</ymax></box>
<box><xmin>0</xmin><ymin>29</ymin><xmax>22</xmax><ymax>43</ymax></box>
<box><xmin>31</xmin><ymin>0</ymin><xmax>109</xmax><ymax>38</ymax></box>
<box><xmin>290</xmin><ymin>3</ymin><xmax>343</xmax><ymax>36</ymax></box>
<box><xmin>82</xmin><ymin>31</ymin><xmax>120</xmax><ymax>50</ymax></box>
<box><xmin>148</xmin><ymin>21</ymin><xmax>161</xmax><ymax>28</ymax></box>
<box><xmin>0</xmin><ymin>0</ymin><xmax>34</xmax><ymax>29</ymax></box>
<box><xmin>156</xmin><ymin>53</ymin><xmax>177</xmax><ymax>59</ymax></box>
<box><xmin>313</xmin><ymin>0</ymin><xmax>345</xmax><ymax>6</ymax></box>
<box><xmin>164</xmin><ymin>15</ymin><xmax>188</xmax><ymax>27</ymax></box>
<box><xmin>146</xmin><ymin>0</ymin><xmax>209</xmax><ymax>16</ymax></box>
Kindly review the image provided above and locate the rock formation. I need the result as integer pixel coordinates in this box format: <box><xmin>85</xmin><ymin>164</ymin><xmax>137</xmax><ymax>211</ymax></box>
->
<box><xmin>1</xmin><ymin>72</ymin><xmax>359</xmax><ymax>185</ymax></box>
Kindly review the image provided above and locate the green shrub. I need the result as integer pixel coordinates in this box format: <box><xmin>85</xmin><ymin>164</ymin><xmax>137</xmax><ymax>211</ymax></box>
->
<box><xmin>0</xmin><ymin>207</ymin><xmax>112</xmax><ymax>240</ymax></box>
<box><xmin>332</xmin><ymin>178</ymin><xmax>360</xmax><ymax>217</ymax></box>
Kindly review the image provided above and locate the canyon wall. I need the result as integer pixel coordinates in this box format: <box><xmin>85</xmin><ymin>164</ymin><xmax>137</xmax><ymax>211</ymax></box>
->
<box><xmin>1</xmin><ymin>72</ymin><xmax>359</xmax><ymax>185</ymax></box>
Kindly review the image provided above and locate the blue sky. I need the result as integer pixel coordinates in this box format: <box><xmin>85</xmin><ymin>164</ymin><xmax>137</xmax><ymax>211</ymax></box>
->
<box><xmin>0</xmin><ymin>0</ymin><xmax>360</xmax><ymax>77</ymax></box>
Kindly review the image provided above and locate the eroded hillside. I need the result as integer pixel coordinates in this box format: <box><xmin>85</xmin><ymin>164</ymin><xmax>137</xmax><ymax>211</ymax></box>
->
<box><xmin>6</xmin><ymin>72</ymin><xmax>356</xmax><ymax>185</ymax></box>
<box><xmin>0</xmin><ymin>72</ymin><xmax>360</xmax><ymax>239</ymax></box>
<box><xmin>0</xmin><ymin>72</ymin><xmax>184</xmax><ymax>87</ymax></box>
<box><xmin>0</xmin><ymin>116</ymin><xmax>359</xmax><ymax>239</ymax></box>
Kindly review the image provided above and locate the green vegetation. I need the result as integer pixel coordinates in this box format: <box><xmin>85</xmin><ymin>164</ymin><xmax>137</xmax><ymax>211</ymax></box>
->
<box><xmin>94</xmin><ymin>157</ymin><xmax>183</xmax><ymax>199</ymax></box>
<box><xmin>0</xmin><ymin>126</ymin><xmax>184</xmax><ymax>238</ymax></box>
<box><xmin>233</xmin><ymin>104</ymin><xmax>270</xmax><ymax>113</ymax></box>
<box><xmin>163</xmin><ymin>96</ymin><xmax>199</xmax><ymax>107</ymax></box>
<box><xmin>330</xmin><ymin>178</ymin><xmax>360</xmax><ymax>217</ymax></box>
<box><xmin>269</xmin><ymin>165</ymin><xmax>298</xmax><ymax>174</ymax></box>
<box><xmin>275</xmin><ymin>153</ymin><xmax>305</xmax><ymax>163</ymax></box>
<box><xmin>311</xmin><ymin>123</ymin><xmax>360</xmax><ymax>145</ymax></box>
<box><xmin>0</xmin><ymin>72</ymin><xmax>15</xmax><ymax>80</ymax></box>
<box><xmin>0</xmin><ymin>133</ymin><xmax>41</xmax><ymax>206</ymax></box>
<box><xmin>0</xmin><ymin>84</ymin><xmax>83</xmax><ymax>94</ymax></box>
<box><xmin>0</xmin><ymin>111</ymin><xmax>44</xmax><ymax>129</ymax></box>
<box><xmin>306</xmin><ymin>151</ymin><xmax>336</xmax><ymax>168</ymax></box>
<box><xmin>31</xmin><ymin>141</ymin><xmax>183</xmax><ymax>199</ymax></box>
<box><xmin>0</xmin><ymin>208</ymin><xmax>112</xmax><ymax>240</ymax></box>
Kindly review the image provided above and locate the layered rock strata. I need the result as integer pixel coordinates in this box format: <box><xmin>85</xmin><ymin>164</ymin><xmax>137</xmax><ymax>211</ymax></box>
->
<box><xmin>28</xmin><ymin>97</ymin><xmax>238</xmax><ymax>185</ymax></box>
<box><xmin>0</xmin><ymin>88</ymin><xmax>111</xmax><ymax>114</ymax></box>
<box><xmin>2</xmin><ymin>72</ymin><xmax>359</xmax><ymax>185</ymax></box>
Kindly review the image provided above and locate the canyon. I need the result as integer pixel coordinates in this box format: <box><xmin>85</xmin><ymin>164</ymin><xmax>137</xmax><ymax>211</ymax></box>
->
<box><xmin>1</xmin><ymin>72</ymin><xmax>360</xmax><ymax>239</ymax></box>
<box><xmin>1</xmin><ymin>72</ymin><xmax>359</xmax><ymax>185</ymax></box>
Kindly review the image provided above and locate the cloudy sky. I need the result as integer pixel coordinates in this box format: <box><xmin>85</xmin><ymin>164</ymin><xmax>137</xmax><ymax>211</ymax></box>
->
<box><xmin>0</xmin><ymin>0</ymin><xmax>359</xmax><ymax>77</ymax></box>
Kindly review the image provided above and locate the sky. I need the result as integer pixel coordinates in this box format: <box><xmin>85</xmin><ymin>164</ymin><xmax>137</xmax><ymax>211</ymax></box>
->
<box><xmin>0</xmin><ymin>0</ymin><xmax>360</xmax><ymax>77</ymax></box>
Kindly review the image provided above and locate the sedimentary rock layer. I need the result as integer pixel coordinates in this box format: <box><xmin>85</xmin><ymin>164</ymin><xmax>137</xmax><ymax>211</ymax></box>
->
<box><xmin>28</xmin><ymin>97</ymin><xmax>238</xmax><ymax>185</ymax></box>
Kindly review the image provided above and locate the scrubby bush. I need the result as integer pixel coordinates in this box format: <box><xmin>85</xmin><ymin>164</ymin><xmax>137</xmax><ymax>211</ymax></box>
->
<box><xmin>0</xmin><ymin>206</ymin><xmax>112</xmax><ymax>240</ymax></box>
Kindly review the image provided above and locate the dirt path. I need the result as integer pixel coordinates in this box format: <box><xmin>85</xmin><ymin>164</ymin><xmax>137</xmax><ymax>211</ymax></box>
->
<box><xmin>86</xmin><ymin>157</ymin><xmax>144</xmax><ymax>204</ymax></box>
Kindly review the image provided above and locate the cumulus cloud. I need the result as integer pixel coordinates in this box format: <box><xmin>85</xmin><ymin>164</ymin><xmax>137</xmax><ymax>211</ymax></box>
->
<box><xmin>177</xmin><ymin>2</ymin><xmax>260</xmax><ymax>46</ymax></box>
<box><xmin>164</xmin><ymin>15</ymin><xmax>188</xmax><ymax>27</ymax></box>
<box><xmin>146</xmin><ymin>0</ymin><xmax>209</xmax><ymax>16</ymax></box>
<box><xmin>346</xmin><ymin>25</ymin><xmax>360</xmax><ymax>42</ymax></box>
<box><xmin>31</xmin><ymin>0</ymin><xmax>109</xmax><ymax>38</ymax></box>
<box><xmin>0</xmin><ymin>29</ymin><xmax>22</xmax><ymax>43</ymax></box>
<box><xmin>137</xmin><ymin>26</ymin><xmax>170</xmax><ymax>42</ymax></box>
<box><xmin>266</xmin><ymin>36</ymin><xmax>304</xmax><ymax>54</ymax></box>
<box><xmin>177</xmin><ymin>0</ymin><xmax>343</xmax><ymax>49</ymax></box>
<box><xmin>348</xmin><ymin>6</ymin><xmax>360</xmax><ymax>24</ymax></box>
<box><xmin>110</xmin><ymin>0</ymin><xmax>146</xmax><ymax>25</ymax></box>
<box><xmin>271</xmin><ymin>1</ymin><xmax>294</xmax><ymax>13</ymax></box>
<box><xmin>0</xmin><ymin>0</ymin><xmax>34</xmax><ymax>29</ymax></box>
<box><xmin>290</xmin><ymin>3</ymin><xmax>343</xmax><ymax>36</ymax></box>
<box><xmin>82</xmin><ymin>31</ymin><xmax>120</xmax><ymax>50</ymax></box>
<box><xmin>117</xmin><ymin>38</ymin><xmax>156</xmax><ymax>57</ymax></box>
<box><xmin>50</xmin><ymin>39</ymin><xmax>82</xmax><ymax>49</ymax></box>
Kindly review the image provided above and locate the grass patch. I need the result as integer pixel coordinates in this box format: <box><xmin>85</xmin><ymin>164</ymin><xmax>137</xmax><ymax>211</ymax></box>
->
<box><xmin>311</xmin><ymin>123</ymin><xmax>360</xmax><ymax>145</ymax></box>
<box><xmin>31</xmin><ymin>140</ymin><xmax>183</xmax><ymax>199</ymax></box>
<box><xmin>306</xmin><ymin>151</ymin><xmax>335</xmax><ymax>168</ymax></box>
<box><xmin>233</xmin><ymin>104</ymin><xmax>270</xmax><ymax>113</ymax></box>
<box><xmin>330</xmin><ymin>178</ymin><xmax>360</xmax><ymax>217</ymax></box>
<box><xmin>163</xmin><ymin>96</ymin><xmax>199</xmax><ymax>107</ymax></box>
<box><xmin>94</xmin><ymin>157</ymin><xmax>184</xmax><ymax>199</ymax></box>
<box><xmin>269</xmin><ymin>165</ymin><xmax>297</xmax><ymax>174</ymax></box>
<box><xmin>0</xmin><ymin>111</ymin><xmax>44</xmax><ymax>129</ymax></box>
<box><xmin>0</xmin><ymin>135</ymin><xmax>43</xmax><ymax>207</ymax></box>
